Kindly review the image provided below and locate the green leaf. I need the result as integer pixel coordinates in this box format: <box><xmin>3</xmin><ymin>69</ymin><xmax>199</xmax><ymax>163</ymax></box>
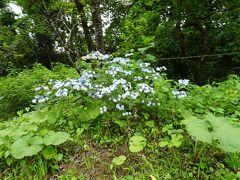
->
<box><xmin>0</xmin><ymin>136</ymin><xmax>8</xmax><ymax>145</ymax></box>
<box><xmin>183</xmin><ymin>113</ymin><xmax>240</xmax><ymax>152</ymax></box>
<box><xmin>129</xmin><ymin>135</ymin><xmax>147</xmax><ymax>153</ymax></box>
<box><xmin>137</xmin><ymin>47</ymin><xmax>148</xmax><ymax>54</ymax></box>
<box><xmin>43</xmin><ymin>131</ymin><xmax>70</xmax><ymax>146</ymax></box>
<box><xmin>23</xmin><ymin>111</ymin><xmax>48</xmax><ymax>123</ymax></box>
<box><xmin>171</xmin><ymin>134</ymin><xmax>183</xmax><ymax>147</ymax></box>
<box><xmin>206</xmin><ymin>113</ymin><xmax>240</xmax><ymax>152</ymax></box>
<box><xmin>79</xmin><ymin>101</ymin><xmax>100</xmax><ymax>121</ymax></box>
<box><xmin>145</xmin><ymin>54</ymin><xmax>156</xmax><ymax>61</ymax></box>
<box><xmin>145</xmin><ymin>121</ymin><xmax>155</xmax><ymax>128</ymax></box>
<box><xmin>10</xmin><ymin>135</ymin><xmax>43</xmax><ymax>159</ymax></box>
<box><xmin>159</xmin><ymin>141</ymin><xmax>169</xmax><ymax>147</ymax></box>
<box><xmin>76</xmin><ymin>128</ymin><xmax>84</xmax><ymax>136</ymax></box>
<box><xmin>162</xmin><ymin>124</ymin><xmax>173</xmax><ymax>133</ymax></box>
<box><xmin>20</xmin><ymin>124</ymin><xmax>38</xmax><ymax>131</ymax></box>
<box><xmin>114</xmin><ymin>119</ymin><xmax>127</xmax><ymax>128</ymax></box>
<box><xmin>55</xmin><ymin>153</ymin><xmax>63</xmax><ymax>161</ymax></box>
<box><xmin>42</xmin><ymin>147</ymin><xmax>57</xmax><ymax>160</ymax></box>
<box><xmin>182</xmin><ymin>116</ymin><xmax>212</xmax><ymax>144</ymax></box>
<box><xmin>112</xmin><ymin>155</ymin><xmax>127</xmax><ymax>166</ymax></box>
<box><xmin>6</xmin><ymin>157</ymin><xmax>13</xmax><ymax>166</ymax></box>
<box><xmin>47</xmin><ymin>111</ymin><xmax>58</xmax><ymax>124</ymax></box>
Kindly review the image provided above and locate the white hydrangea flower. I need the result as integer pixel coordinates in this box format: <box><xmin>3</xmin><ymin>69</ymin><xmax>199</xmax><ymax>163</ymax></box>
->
<box><xmin>156</xmin><ymin>66</ymin><xmax>167</xmax><ymax>71</ymax></box>
<box><xmin>35</xmin><ymin>86</ymin><xmax>49</xmax><ymax>91</ymax></box>
<box><xmin>172</xmin><ymin>90</ymin><xmax>187</xmax><ymax>98</ymax></box>
<box><xmin>122</xmin><ymin>112</ymin><xmax>132</xmax><ymax>116</ymax></box>
<box><xmin>178</xmin><ymin>79</ymin><xmax>189</xmax><ymax>85</ymax></box>
<box><xmin>100</xmin><ymin>106</ymin><xmax>107</xmax><ymax>114</ymax></box>
<box><xmin>32</xmin><ymin>99</ymin><xmax>37</xmax><ymax>104</ymax></box>
<box><xmin>111</xmin><ymin>57</ymin><xmax>130</xmax><ymax>64</ymax></box>
<box><xmin>116</xmin><ymin>104</ymin><xmax>125</xmax><ymax>111</ymax></box>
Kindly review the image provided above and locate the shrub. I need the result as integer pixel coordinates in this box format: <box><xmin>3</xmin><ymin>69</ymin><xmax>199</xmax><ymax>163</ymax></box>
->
<box><xmin>0</xmin><ymin>64</ymin><xmax>78</xmax><ymax>121</ymax></box>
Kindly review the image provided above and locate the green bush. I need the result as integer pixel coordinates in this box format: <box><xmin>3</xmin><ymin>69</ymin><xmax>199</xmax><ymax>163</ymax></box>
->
<box><xmin>0</xmin><ymin>64</ymin><xmax>78</xmax><ymax>121</ymax></box>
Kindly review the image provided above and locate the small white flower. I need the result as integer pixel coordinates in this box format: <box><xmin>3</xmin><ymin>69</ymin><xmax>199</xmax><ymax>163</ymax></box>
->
<box><xmin>100</xmin><ymin>106</ymin><xmax>107</xmax><ymax>114</ymax></box>
<box><xmin>32</xmin><ymin>99</ymin><xmax>37</xmax><ymax>104</ymax></box>
<box><xmin>172</xmin><ymin>90</ymin><xmax>187</xmax><ymax>98</ymax></box>
<box><xmin>125</xmin><ymin>53</ymin><xmax>133</xmax><ymax>57</ymax></box>
<box><xmin>156</xmin><ymin>66</ymin><xmax>167</xmax><ymax>71</ymax></box>
<box><xmin>116</xmin><ymin>104</ymin><xmax>125</xmax><ymax>111</ymax></box>
<box><xmin>38</xmin><ymin>98</ymin><xmax>45</xmax><ymax>103</ymax></box>
<box><xmin>178</xmin><ymin>79</ymin><xmax>189</xmax><ymax>85</ymax></box>
<box><xmin>122</xmin><ymin>111</ymin><xmax>132</xmax><ymax>116</ymax></box>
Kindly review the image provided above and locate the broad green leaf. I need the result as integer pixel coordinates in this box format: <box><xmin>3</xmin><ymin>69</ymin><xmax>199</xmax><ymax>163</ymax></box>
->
<box><xmin>206</xmin><ymin>113</ymin><xmax>240</xmax><ymax>152</ymax></box>
<box><xmin>20</xmin><ymin>124</ymin><xmax>38</xmax><ymax>131</ymax></box>
<box><xmin>0</xmin><ymin>128</ymin><xmax>11</xmax><ymax>137</ymax></box>
<box><xmin>47</xmin><ymin>111</ymin><xmax>58</xmax><ymax>124</ymax></box>
<box><xmin>112</xmin><ymin>155</ymin><xmax>127</xmax><ymax>166</ymax></box>
<box><xmin>23</xmin><ymin>111</ymin><xmax>48</xmax><ymax>123</ymax></box>
<box><xmin>10</xmin><ymin>135</ymin><xmax>43</xmax><ymax>159</ymax></box>
<box><xmin>182</xmin><ymin>116</ymin><xmax>212</xmax><ymax>144</ymax></box>
<box><xmin>0</xmin><ymin>136</ymin><xmax>10</xmax><ymax>146</ymax></box>
<box><xmin>129</xmin><ymin>135</ymin><xmax>146</xmax><ymax>153</ymax></box>
<box><xmin>183</xmin><ymin>113</ymin><xmax>240</xmax><ymax>152</ymax></box>
<box><xmin>43</xmin><ymin>131</ymin><xmax>70</xmax><ymax>146</ymax></box>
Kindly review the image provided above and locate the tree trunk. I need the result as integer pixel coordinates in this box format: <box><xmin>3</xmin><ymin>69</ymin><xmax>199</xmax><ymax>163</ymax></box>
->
<box><xmin>89</xmin><ymin>0</ymin><xmax>105</xmax><ymax>53</ymax></box>
<box><xmin>74</xmin><ymin>0</ymin><xmax>95</xmax><ymax>52</ymax></box>
<box><xmin>174</xmin><ymin>0</ymin><xmax>189</xmax><ymax>78</ymax></box>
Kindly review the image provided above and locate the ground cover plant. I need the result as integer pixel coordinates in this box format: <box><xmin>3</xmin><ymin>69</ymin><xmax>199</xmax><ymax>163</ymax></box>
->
<box><xmin>0</xmin><ymin>52</ymin><xmax>240</xmax><ymax>179</ymax></box>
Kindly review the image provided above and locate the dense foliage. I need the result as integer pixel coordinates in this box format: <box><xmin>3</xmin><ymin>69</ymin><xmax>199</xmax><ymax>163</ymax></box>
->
<box><xmin>0</xmin><ymin>0</ymin><xmax>240</xmax><ymax>179</ymax></box>
<box><xmin>0</xmin><ymin>52</ymin><xmax>240</xmax><ymax>179</ymax></box>
<box><xmin>0</xmin><ymin>64</ymin><xmax>78</xmax><ymax>120</ymax></box>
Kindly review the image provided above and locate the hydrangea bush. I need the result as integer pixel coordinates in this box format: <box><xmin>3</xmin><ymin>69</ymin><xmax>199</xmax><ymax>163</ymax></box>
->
<box><xmin>32</xmin><ymin>51</ymin><xmax>188</xmax><ymax>120</ymax></box>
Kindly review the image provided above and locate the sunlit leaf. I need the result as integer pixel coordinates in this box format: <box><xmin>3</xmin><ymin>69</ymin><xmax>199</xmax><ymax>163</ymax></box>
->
<box><xmin>10</xmin><ymin>135</ymin><xmax>43</xmax><ymax>159</ymax></box>
<box><xmin>112</xmin><ymin>155</ymin><xmax>126</xmax><ymax>166</ymax></box>
<box><xmin>43</xmin><ymin>131</ymin><xmax>70</xmax><ymax>146</ymax></box>
<box><xmin>129</xmin><ymin>135</ymin><xmax>146</xmax><ymax>153</ymax></box>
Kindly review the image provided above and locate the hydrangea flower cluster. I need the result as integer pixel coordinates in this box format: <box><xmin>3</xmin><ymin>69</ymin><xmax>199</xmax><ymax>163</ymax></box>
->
<box><xmin>32</xmin><ymin>52</ymin><xmax>185</xmax><ymax>117</ymax></box>
<box><xmin>137</xmin><ymin>83</ymin><xmax>154</xmax><ymax>93</ymax></box>
<box><xmin>172</xmin><ymin>90</ymin><xmax>187</xmax><ymax>98</ymax></box>
<box><xmin>32</xmin><ymin>95</ymin><xmax>48</xmax><ymax>104</ymax></box>
<box><xmin>35</xmin><ymin>86</ymin><xmax>49</xmax><ymax>91</ymax></box>
<box><xmin>110</xmin><ymin>57</ymin><xmax>130</xmax><ymax>65</ymax></box>
<box><xmin>122</xmin><ymin>112</ymin><xmax>132</xmax><ymax>116</ymax></box>
<box><xmin>105</xmin><ymin>65</ymin><xmax>132</xmax><ymax>77</ymax></box>
<box><xmin>170</xmin><ymin>79</ymin><xmax>189</xmax><ymax>98</ymax></box>
<box><xmin>100</xmin><ymin>106</ymin><xmax>107</xmax><ymax>114</ymax></box>
<box><xmin>178</xmin><ymin>79</ymin><xmax>189</xmax><ymax>86</ymax></box>
<box><xmin>116</xmin><ymin>104</ymin><xmax>125</xmax><ymax>111</ymax></box>
<box><xmin>81</xmin><ymin>51</ymin><xmax>111</xmax><ymax>61</ymax></box>
<box><xmin>156</xmin><ymin>66</ymin><xmax>167</xmax><ymax>72</ymax></box>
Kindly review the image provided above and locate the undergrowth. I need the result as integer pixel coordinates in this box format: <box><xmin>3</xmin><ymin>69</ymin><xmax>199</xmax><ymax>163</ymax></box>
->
<box><xmin>0</xmin><ymin>52</ymin><xmax>240</xmax><ymax>179</ymax></box>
